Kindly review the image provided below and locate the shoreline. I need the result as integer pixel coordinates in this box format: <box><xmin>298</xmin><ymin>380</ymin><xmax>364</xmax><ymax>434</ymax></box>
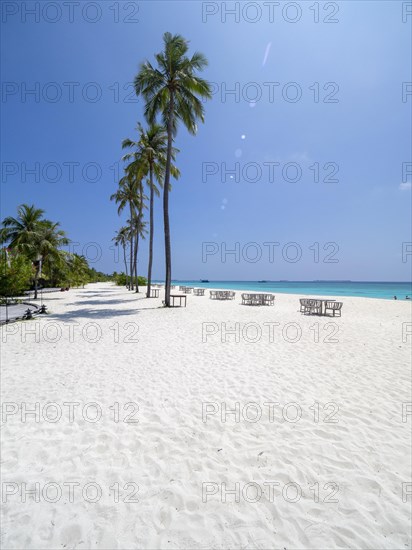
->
<box><xmin>153</xmin><ymin>282</ymin><xmax>412</xmax><ymax>303</ymax></box>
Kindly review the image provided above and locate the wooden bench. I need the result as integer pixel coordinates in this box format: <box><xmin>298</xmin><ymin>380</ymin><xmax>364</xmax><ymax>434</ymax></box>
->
<box><xmin>149</xmin><ymin>288</ymin><xmax>160</xmax><ymax>298</ymax></box>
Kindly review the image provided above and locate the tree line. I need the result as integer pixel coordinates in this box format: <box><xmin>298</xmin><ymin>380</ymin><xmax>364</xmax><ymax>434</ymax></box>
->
<box><xmin>0</xmin><ymin>204</ymin><xmax>110</xmax><ymax>298</ymax></box>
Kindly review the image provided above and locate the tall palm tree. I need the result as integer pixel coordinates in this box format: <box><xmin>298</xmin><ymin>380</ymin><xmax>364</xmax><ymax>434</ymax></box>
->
<box><xmin>122</xmin><ymin>122</ymin><xmax>180</xmax><ymax>297</ymax></box>
<box><xmin>110</xmin><ymin>174</ymin><xmax>140</xmax><ymax>290</ymax></box>
<box><xmin>113</xmin><ymin>226</ymin><xmax>130</xmax><ymax>287</ymax></box>
<box><xmin>134</xmin><ymin>32</ymin><xmax>212</xmax><ymax>306</ymax></box>
<box><xmin>122</xmin><ymin>158</ymin><xmax>147</xmax><ymax>292</ymax></box>
<box><xmin>126</xmin><ymin>212</ymin><xmax>148</xmax><ymax>292</ymax></box>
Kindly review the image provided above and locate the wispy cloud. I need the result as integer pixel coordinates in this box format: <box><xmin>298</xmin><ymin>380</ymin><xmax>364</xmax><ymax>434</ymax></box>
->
<box><xmin>399</xmin><ymin>182</ymin><xmax>411</xmax><ymax>191</ymax></box>
<box><xmin>262</xmin><ymin>42</ymin><xmax>272</xmax><ymax>67</ymax></box>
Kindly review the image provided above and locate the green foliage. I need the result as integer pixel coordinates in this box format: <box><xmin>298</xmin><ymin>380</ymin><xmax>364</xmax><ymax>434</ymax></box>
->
<box><xmin>0</xmin><ymin>250</ymin><xmax>33</xmax><ymax>296</ymax></box>
<box><xmin>115</xmin><ymin>272</ymin><xmax>128</xmax><ymax>286</ymax></box>
<box><xmin>1</xmin><ymin>204</ymin><xmax>113</xmax><ymax>293</ymax></box>
<box><xmin>114</xmin><ymin>272</ymin><xmax>146</xmax><ymax>286</ymax></box>
<box><xmin>87</xmin><ymin>268</ymin><xmax>113</xmax><ymax>283</ymax></box>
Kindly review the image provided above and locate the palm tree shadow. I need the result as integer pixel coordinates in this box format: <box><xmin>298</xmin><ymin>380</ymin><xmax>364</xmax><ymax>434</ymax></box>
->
<box><xmin>66</xmin><ymin>299</ymin><xmax>140</xmax><ymax>306</ymax></box>
<box><xmin>48</xmin><ymin>308</ymin><xmax>139</xmax><ymax>320</ymax></box>
<box><xmin>78</xmin><ymin>291</ymin><xmax>119</xmax><ymax>297</ymax></box>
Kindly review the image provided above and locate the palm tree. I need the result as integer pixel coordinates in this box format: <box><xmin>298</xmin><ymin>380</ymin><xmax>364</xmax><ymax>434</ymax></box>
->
<box><xmin>134</xmin><ymin>32</ymin><xmax>212</xmax><ymax>306</ymax></box>
<box><xmin>1</xmin><ymin>204</ymin><xmax>45</xmax><ymax>251</ymax></box>
<box><xmin>122</xmin><ymin>122</ymin><xmax>180</xmax><ymax>297</ymax></box>
<box><xmin>122</xmin><ymin>158</ymin><xmax>147</xmax><ymax>292</ymax></box>
<box><xmin>1</xmin><ymin>204</ymin><xmax>68</xmax><ymax>298</ymax></box>
<box><xmin>126</xmin><ymin>212</ymin><xmax>148</xmax><ymax>292</ymax></box>
<box><xmin>67</xmin><ymin>253</ymin><xmax>89</xmax><ymax>287</ymax></box>
<box><xmin>110</xmin><ymin>174</ymin><xmax>140</xmax><ymax>290</ymax></box>
<box><xmin>113</xmin><ymin>226</ymin><xmax>130</xmax><ymax>287</ymax></box>
<box><xmin>36</xmin><ymin>221</ymin><xmax>69</xmax><ymax>290</ymax></box>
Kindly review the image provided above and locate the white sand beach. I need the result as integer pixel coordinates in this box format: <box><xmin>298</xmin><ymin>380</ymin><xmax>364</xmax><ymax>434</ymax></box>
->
<box><xmin>1</xmin><ymin>282</ymin><xmax>411</xmax><ymax>549</ymax></box>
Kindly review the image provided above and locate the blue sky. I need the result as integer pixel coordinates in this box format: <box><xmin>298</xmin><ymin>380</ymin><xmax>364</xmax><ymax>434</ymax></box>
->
<box><xmin>1</xmin><ymin>1</ymin><xmax>411</xmax><ymax>281</ymax></box>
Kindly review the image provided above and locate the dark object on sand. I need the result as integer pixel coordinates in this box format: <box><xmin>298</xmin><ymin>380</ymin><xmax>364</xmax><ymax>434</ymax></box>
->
<box><xmin>23</xmin><ymin>308</ymin><xmax>33</xmax><ymax>320</ymax></box>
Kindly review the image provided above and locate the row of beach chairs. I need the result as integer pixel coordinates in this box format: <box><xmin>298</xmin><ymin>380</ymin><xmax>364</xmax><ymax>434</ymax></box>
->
<box><xmin>300</xmin><ymin>298</ymin><xmax>343</xmax><ymax>317</ymax></box>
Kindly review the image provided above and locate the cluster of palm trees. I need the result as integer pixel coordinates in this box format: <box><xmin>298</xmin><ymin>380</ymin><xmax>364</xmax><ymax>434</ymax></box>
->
<box><xmin>1</xmin><ymin>204</ymin><xmax>96</xmax><ymax>298</ymax></box>
<box><xmin>111</xmin><ymin>32</ymin><xmax>211</xmax><ymax>306</ymax></box>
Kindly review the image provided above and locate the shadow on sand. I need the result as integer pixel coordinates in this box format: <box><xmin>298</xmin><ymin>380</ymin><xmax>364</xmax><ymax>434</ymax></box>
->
<box><xmin>66</xmin><ymin>298</ymin><xmax>140</xmax><ymax>307</ymax></box>
<box><xmin>47</xmin><ymin>307</ymin><xmax>139</xmax><ymax>320</ymax></box>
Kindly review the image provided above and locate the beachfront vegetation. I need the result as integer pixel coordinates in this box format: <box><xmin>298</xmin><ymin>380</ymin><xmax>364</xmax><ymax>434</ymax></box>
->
<box><xmin>0</xmin><ymin>249</ymin><xmax>33</xmax><ymax>297</ymax></box>
<box><xmin>0</xmin><ymin>204</ymin><xmax>110</xmax><ymax>297</ymax></box>
<box><xmin>113</xmin><ymin>272</ymin><xmax>147</xmax><ymax>287</ymax></box>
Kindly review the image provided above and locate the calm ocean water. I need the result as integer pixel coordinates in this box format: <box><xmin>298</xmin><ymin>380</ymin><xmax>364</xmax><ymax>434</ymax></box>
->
<box><xmin>165</xmin><ymin>281</ymin><xmax>412</xmax><ymax>300</ymax></box>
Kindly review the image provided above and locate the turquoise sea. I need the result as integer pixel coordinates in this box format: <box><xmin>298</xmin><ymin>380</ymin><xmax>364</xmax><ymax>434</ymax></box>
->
<box><xmin>165</xmin><ymin>281</ymin><xmax>412</xmax><ymax>300</ymax></box>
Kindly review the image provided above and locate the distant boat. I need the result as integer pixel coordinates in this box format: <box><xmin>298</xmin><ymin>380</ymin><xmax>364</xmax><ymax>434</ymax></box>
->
<box><xmin>258</xmin><ymin>280</ymin><xmax>267</xmax><ymax>283</ymax></box>
<box><xmin>200</xmin><ymin>279</ymin><xmax>209</xmax><ymax>283</ymax></box>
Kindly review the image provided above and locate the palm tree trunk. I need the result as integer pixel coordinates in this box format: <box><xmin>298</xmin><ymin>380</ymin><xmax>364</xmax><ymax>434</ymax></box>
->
<box><xmin>129</xmin><ymin>237</ymin><xmax>134</xmax><ymax>290</ymax></box>
<box><xmin>146</xmin><ymin>164</ymin><xmax>154</xmax><ymax>298</ymax></box>
<box><xmin>134</xmin><ymin>230</ymin><xmax>139</xmax><ymax>292</ymax></box>
<box><xmin>123</xmin><ymin>244</ymin><xmax>128</xmax><ymax>287</ymax></box>
<box><xmin>129</xmin><ymin>204</ymin><xmax>134</xmax><ymax>290</ymax></box>
<box><xmin>135</xmin><ymin>180</ymin><xmax>144</xmax><ymax>294</ymax></box>
<box><xmin>163</xmin><ymin>95</ymin><xmax>174</xmax><ymax>307</ymax></box>
<box><xmin>33</xmin><ymin>265</ymin><xmax>40</xmax><ymax>299</ymax></box>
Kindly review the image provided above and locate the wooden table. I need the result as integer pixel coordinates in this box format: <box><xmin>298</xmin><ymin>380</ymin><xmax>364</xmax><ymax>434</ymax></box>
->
<box><xmin>170</xmin><ymin>294</ymin><xmax>187</xmax><ymax>307</ymax></box>
<box><xmin>149</xmin><ymin>288</ymin><xmax>160</xmax><ymax>298</ymax></box>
